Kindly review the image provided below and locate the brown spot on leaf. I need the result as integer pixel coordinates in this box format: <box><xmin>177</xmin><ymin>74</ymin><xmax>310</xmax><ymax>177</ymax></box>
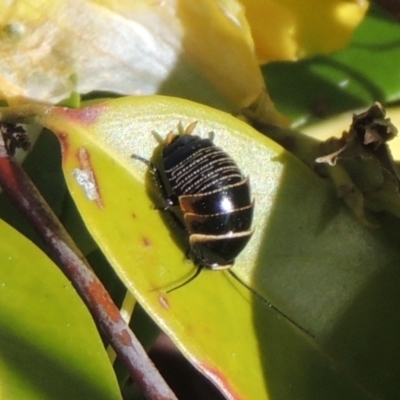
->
<box><xmin>57</xmin><ymin>132</ymin><xmax>69</xmax><ymax>158</ymax></box>
<box><xmin>73</xmin><ymin>147</ymin><xmax>104</xmax><ymax>208</ymax></box>
<box><xmin>158</xmin><ymin>295</ymin><xmax>169</xmax><ymax>309</ymax></box>
<box><xmin>52</xmin><ymin>103</ymin><xmax>106</xmax><ymax>125</ymax></box>
<box><xmin>196</xmin><ymin>362</ymin><xmax>242</xmax><ymax>400</ymax></box>
<box><xmin>143</xmin><ymin>237</ymin><xmax>151</xmax><ymax>247</ymax></box>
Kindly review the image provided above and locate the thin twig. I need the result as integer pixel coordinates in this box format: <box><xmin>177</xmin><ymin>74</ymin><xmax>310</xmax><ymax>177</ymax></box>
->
<box><xmin>0</xmin><ymin>125</ymin><xmax>177</xmax><ymax>400</ymax></box>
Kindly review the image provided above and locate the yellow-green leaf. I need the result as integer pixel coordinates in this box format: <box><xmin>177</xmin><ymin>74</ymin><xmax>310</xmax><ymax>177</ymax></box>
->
<box><xmin>2</xmin><ymin>96</ymin><xmax>400</xmax><ymax>399</ymax></box>
<box><xmin>0</xmin><ymin>219</ymin><xmax>121</xmax><ymax>400</ymax></box>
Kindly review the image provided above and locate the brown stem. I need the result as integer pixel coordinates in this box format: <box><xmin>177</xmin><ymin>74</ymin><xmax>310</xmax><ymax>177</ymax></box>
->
<box><xmin>0</xmin><ymin>129</ymin><xmax>177</xmax><ymax>400</ymax></box>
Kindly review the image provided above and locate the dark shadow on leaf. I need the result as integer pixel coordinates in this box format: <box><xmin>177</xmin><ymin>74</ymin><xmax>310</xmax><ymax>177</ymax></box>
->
<box><xmin>263</xmin><ymin>4</ymin><xmax>400</xmax><ymax>126</ymax></box>
<box><xmin>252</xmin><ymin>153</ymin><xmax>400</xmax><ymax>399</ymax></box>
<box><xmin>263</xmin><ymin>56</ymin><xmax>385</xmax><ymax>126</ymax></box>
<box><xmin>0</xmin><ymin>315</ymin><xmax>114</xmax><ymax>400</ymax></box>
<box><xmin>321</xmin><ymin>212</ymin><xmax>400</xmax><ymax>400</ymax></box>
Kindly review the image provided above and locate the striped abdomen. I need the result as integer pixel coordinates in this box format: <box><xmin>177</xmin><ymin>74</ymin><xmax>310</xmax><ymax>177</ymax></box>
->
<box><xmin>163</xmin><ymin>134</ymin><xmax>254</xmax><ymax>269</ymax></box>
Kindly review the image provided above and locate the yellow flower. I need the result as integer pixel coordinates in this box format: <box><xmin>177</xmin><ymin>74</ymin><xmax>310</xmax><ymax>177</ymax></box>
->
<box><xmin>0</xmin><ymin>0</ymin><xmax>369</xmax><ymax>123</ymax></box>
<box><xmin>241</xmin><ymin>0</ymin><xmax>369</xmax><ymax>62</ymax></box>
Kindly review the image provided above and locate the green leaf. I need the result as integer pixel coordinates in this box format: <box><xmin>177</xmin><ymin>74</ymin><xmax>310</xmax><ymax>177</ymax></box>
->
<box><xmin>3</xmin><ymin>95</ymin><xmax>400</xmax><ymax>399</ymax></box>
<box><xmin>0</xmin><ymin>219</ymin><xmax>121</xmax><ymax>400</ymax></box>
<box><xmin>263</xmin><ymin>4</ymin><xmax>400</xmax><ymax>126</ymax></box>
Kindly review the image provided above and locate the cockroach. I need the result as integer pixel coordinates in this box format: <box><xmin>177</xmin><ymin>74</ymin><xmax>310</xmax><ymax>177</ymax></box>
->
<box><xmin>133</xmin><ymin>122</ymin><xmax>312</xmax><ymax>337</ymax></box>
<box><xmin>133</xmin><ymin>122</ymin><xmax>253</xmax><ymax>275</ymax></box>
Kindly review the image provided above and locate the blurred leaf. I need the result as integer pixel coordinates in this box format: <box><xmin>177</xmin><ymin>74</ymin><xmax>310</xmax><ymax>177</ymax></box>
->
<box><xmin>263</xmin><ymin>3</ymin><xmax>400</xmax><ymax>126</ymax></box>
<box><xmin>3</xmin><ymin>96</ymin><xmax>400</xmax><ymax>398</ymax></box>
<box><xmin>0</xmin><ymin>218</ymin><xmax>121</xmax><ymax>400</ymax></box>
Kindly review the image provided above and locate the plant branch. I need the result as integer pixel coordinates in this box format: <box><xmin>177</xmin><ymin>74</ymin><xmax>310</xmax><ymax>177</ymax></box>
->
<box><xmin>0</xmin><ymin>124</ymin><xmax>177</xmax><ymax>400</ymax></box>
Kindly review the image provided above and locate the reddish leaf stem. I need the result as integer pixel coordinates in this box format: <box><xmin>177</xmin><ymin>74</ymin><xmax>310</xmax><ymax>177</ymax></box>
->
<box><xmin>0</xmin><ymin>131</ymin><xmax>177</xmax><ymax>400</ymax></box>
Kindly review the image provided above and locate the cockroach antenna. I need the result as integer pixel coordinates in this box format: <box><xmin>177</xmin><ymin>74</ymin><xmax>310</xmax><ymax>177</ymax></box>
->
<box><xmin>228</xmin><ymin>270</ymin><xmax>314</xmax><ymax>338</ymax></box>
<box><xmin>166</xmin><ymin>265</ymin><xmax>204</xmax><ymax>294</ymax></box>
